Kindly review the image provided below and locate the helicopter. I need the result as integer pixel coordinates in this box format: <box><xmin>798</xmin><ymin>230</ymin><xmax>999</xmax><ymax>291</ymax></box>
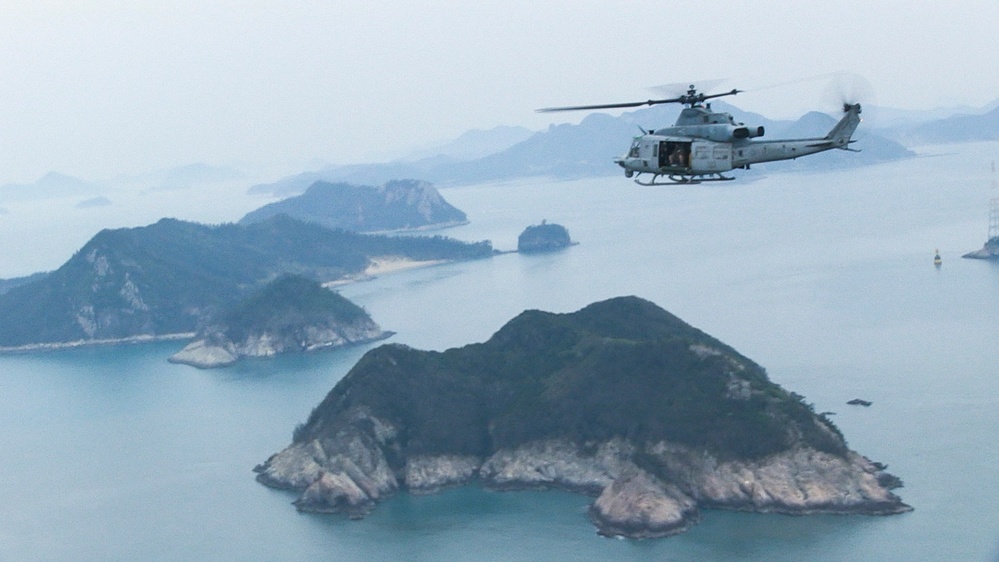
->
<box><xmin>537</xmin><ymin>84</ymin><xmax>862</xmax><ymax>185</ymax></box>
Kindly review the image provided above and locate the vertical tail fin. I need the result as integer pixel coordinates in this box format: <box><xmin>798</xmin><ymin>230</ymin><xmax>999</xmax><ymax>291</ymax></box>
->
<box><xmin>825</xmin><ymin>103</ymin><xmax>862</xmax><ymax>148</ymax></box>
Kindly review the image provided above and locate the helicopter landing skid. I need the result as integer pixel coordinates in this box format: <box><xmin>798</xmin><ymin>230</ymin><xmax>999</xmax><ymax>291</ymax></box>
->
<box><xmin>634</xmin><ymin>173</ymin><xmax>735</xmax><ymax>186</ymax></box>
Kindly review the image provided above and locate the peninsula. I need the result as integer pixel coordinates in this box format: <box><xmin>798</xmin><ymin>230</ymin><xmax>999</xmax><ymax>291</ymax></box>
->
<box><xmin>255</xmin><ymin>296</ymin><xmax>910</xmax><ymax>538</ymax></box>
<box><xmin>169</xmin><ymin>275</ymin><xmax>391</xmax><ymax>368</ymax></box>
<box><xmin>0</xmin><ymin>214</ymin><xmax>494</xmax><ymax>348</ymax></box>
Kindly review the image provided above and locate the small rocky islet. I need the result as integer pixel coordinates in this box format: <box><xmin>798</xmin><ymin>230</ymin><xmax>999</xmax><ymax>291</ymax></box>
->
<box><xmin>254</xmin><ymin>296</ymin><xmax>910</xmax><ymax>539</ymax></box>
<box><xmin>517</xmin><ymin>221</ymin><xmax>574</xmax><ymax>253</ymax></box>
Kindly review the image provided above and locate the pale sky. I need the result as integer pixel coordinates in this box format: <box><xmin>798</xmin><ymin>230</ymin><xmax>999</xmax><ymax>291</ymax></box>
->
<box><xmin>1</xmin><ymin>0</ymin><xmax>998</xmax><ymax>184</ymax></box>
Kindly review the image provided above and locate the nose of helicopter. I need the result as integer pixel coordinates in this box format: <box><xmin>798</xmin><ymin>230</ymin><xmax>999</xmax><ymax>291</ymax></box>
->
<box><xmin>613</xmin><ymin>158</ymin><xmax>635</xmax><ymax>177</ymax></box>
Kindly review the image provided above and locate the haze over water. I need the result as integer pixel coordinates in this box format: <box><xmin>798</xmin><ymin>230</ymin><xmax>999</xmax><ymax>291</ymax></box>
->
<box><xmin>1</xmin><ymin>142</ymin><xmax>998</xmax><ymax>560</ymax></box>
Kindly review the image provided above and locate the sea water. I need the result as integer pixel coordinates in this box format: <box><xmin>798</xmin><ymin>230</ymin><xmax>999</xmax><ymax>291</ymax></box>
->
<box><xmin>1</xmin><ymin>142</ymin><xmax>998</xmax><ymax>560</ymax></box>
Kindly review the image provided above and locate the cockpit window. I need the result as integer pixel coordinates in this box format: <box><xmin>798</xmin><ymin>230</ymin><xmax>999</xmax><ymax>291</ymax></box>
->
<box><xmin>628</xmin><ymin>140</ymin><xmax>641</xmax><ymax>158</ymax></box>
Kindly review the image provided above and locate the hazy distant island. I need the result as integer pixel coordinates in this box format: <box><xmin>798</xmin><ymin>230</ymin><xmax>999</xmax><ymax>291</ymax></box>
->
<box><xmin>0</xmin><ymin>171</ymin><xmax>104</xmax><ymax>203</ymax></box>
<box><xmin>517</xmin><ymin>221</ymin><xmax>575</xmax><ymax>253</ymax></box>
<box><xmin>240</xmin><ymin>179</ymin><xmax>468</xmax><ymax>233</ymax></box>
<box><xmin>75</xmin><ymin>196</ymin><xmax>112</xmax><ymax>209</ymax></box>
<box><xmin>170</xmin><ymin>275</ymin><xmax>390</xmax><ymax>368</ymax></box>
<box><xmin>962</xmin><ymin>236</ymin><xmax>999</xmax><ymax>260</ymax></box>
<box><xmin>0</xmin><ymin>215</ymin><xmax>495</xmax><ymax>349</ymax></box>
<box><xmin>255</xmin><ymin>296</ymin><xmax>910</xmax><ymax>539</ymax></box>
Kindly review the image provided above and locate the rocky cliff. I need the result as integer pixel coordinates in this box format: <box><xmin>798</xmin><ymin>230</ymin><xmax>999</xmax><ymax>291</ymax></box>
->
<box><xmin>255</xmin><ymin>296</ymin><xmax>910</xmax><ymax>538</ymax></box>
<box><xmin>170</xmin><ymin>275</ymin><xmax>390</xmax><ymax>368</ymax></box>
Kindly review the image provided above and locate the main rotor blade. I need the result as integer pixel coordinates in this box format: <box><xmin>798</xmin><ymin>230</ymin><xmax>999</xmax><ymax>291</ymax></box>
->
<box><xmin>700</xmin><ymin>89</ymin><xmax>743</xmax><ymax>102</ymax></box>
<box><xmin>536</xmin><ymin>97</ymin><xmax>681</xmax><ymax>113</ymax></box>
<box><xmin>535</xmin><ymin>88</ymin><xmax>741</xmax><ymax>113</ymax></box>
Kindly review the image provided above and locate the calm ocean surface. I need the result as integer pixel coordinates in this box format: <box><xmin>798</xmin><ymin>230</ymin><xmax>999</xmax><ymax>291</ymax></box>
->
<box><xmin>1</xmin><ymin>142</ymin><xmax>998</xmax><ymax>560</ymax></box>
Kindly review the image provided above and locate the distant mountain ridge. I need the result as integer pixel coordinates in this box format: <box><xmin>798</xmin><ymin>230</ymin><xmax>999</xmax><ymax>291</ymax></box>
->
<box><xmin>0</xmin><ymin>172</ymin><xmax>103</xmax><ymax>203</ymax></box>
<box><xmin>401</xmin><ymin>125</ymin><xmax>534</xmax><ymax>161</ymax></box>
<box><xmin>240</xmin><ymin>179</ymin><xmax>468</xmax><ymax>232</ymax></box>
<box><xmin>248</xmin><ymin>102</ymin><xmax>915</xmax><ymax>196</ymax></box>
<box><xmin>896</xmin><ymin>104</ymin><xmax>999</xmax><ymax>144</ymax></box>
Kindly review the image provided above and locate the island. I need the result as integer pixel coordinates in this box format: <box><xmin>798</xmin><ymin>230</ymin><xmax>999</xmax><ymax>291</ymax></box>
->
<box><xmin>254</xmin><ymin>296</ymin><xmax>910</xmax><ymax>539</ymax></box>
<box><xmin>0</xmin><ymin>214</ymin><xmax>494</xmax><ymax>349</ymax></box>
<box><xmin>169</xmin><ymin>275</ymin><xmax>391</xmax><ymax>368</ymax></box>
<box><xmin>239</xmin><ymin>179</ymin><xmax>468</xmax><ymax>232</ymax></box>
<box><xmin>517</xmin><ymin>220</ymin><xmax>574</xmax><ymax>253</ymax></box>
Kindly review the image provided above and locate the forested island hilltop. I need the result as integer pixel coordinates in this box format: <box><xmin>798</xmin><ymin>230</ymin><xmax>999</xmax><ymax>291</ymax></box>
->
<box><xmin>517</xmin><ymin>221</ymin><xmax>574</xmax><ymax>253</ymax></box>
<box><xmin>240</xmin><ymin>179</ymin><xmax>467</xmax><ymax>232</ymax></box>
<box><xmin>0</xmin><ymin>215</ymin><xmax>494</xmax><ymax>349</ymax></box>
<box><xmin>169</xmin><ymin>275</ymin><xmax>391</xmax><ymax>368</ymax></box>
<box><xmin>255</xmin><ymin>296</ymin><xmax>910</xmax><ymax>539</ymax></box>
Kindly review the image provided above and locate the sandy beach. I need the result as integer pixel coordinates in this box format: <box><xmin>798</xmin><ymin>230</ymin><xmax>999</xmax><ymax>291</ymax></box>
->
<box><xmin>364</xmin><ymin>256</ymin><xmax>448</xmax><ymax>276</ymax></box>
<box><xmin>323</xmin><ymin>256</ymin><xmax>450</xmax><ymax>288</ymax></box>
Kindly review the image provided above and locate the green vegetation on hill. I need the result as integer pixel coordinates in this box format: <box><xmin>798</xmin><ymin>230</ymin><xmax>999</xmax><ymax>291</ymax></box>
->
<box><xmin>0</xmin><ymin>272</ymin><xmax>49</xmax><ymax>295</ymax></box>
<box><xmin>215</xmin><ymin>274</ymin><xmax>372</xmax><ymax>344</ymax></box>
<box><xmin>295</xmin><ymin>296</ymin><xmax>846</xmax><ymax>461</ymax></box>
<box><xmin>517</xmin><ymin>222</ymin><xmax>572</xmax><ymax>253</ymax></box>
<box><xmin>0</xmin><ymin>215</ymin><xmax>493</xmax><ymax>347</ymax></box>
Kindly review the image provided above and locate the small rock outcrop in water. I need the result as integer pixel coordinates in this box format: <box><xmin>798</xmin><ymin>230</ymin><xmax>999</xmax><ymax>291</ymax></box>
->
<box><xmin>517</xmin><ymin>220</ymin><xmax>574</xmax><ymax>253</ymax></box>
<box><xmin>170</xmin><ymin>275</ymin><xmax>390</xmax><ymax>368</ymax></box>
<box><xmin>962</xmin><ymin>237</ymin><xmax>999</xmax><ymax>260</ymax></box>
<box><xmin>254</xmin><ymin>296</ymin><xmax>911</xmax><ymax>538</ymax></box>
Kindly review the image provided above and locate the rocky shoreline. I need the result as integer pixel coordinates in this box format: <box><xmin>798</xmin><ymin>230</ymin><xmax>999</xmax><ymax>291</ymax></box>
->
<box><xmin>169</xmin><ymin>274</ymin><xmax>393</xmax><ymax>368</ymax></box>
<box><xmin>0</xmin><ymin>332</ymin><xmax>195</xmax><ymax>354</ymax></box>
<box><xmin>254</xmin><ymin>297</ymin><xmax>913</xmax><ymax>538</ymax></box>
<box><xmin>254</xmin><ymin>408</ymin><xmax>911</xmax><ymax>538</ymax></box>
<box><xmin>170</xmin><ymin>328</ymin><xmax>393</xmax><ymax>369</ymax></box>
<box><xmin>962</xmin><ymin>238</ymin><xmax>999</xmax><ymax>260</ymax></box>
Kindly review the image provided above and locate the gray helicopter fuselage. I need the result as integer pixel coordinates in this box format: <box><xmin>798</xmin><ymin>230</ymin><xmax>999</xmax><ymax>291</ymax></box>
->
<box><xmin>615</xmin><ymin>104</ymin><xmax>861</xmax><ymax>179</ymax></box>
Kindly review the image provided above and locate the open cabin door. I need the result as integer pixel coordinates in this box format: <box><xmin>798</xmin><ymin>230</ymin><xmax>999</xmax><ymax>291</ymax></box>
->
<box><xmin>658</xmin><ymin>140</ymin><xmax>692</xmax><ymax>169</ymax></box>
